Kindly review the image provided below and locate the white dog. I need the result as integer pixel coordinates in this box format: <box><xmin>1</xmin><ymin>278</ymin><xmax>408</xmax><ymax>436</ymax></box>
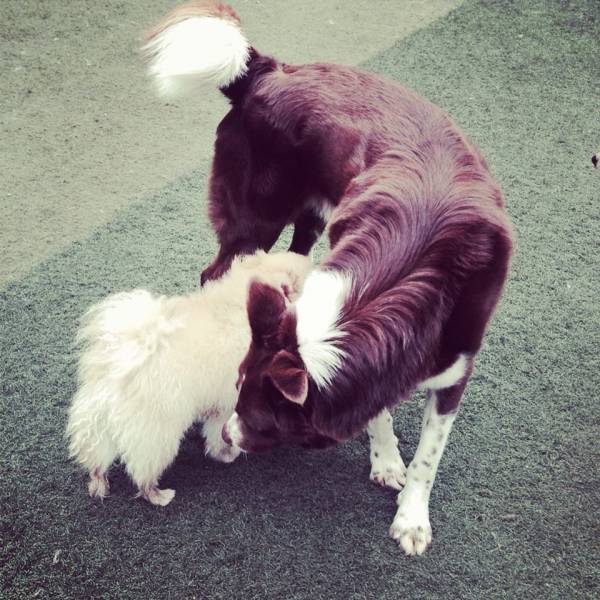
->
<box><xmin>67</xmin><ymin>251</ymin><xmax>312</xmax><ymax>506</ymax></box>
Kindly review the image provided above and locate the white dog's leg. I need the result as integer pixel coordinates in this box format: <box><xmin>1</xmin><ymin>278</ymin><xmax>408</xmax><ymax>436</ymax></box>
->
<box><xmin>137</xmin><ymin>484</ymin><xmax>176</xmax><ymax>507</ymax></box>
<box><xmin>203</xmin><ymin>415</ymin><xmax>241</xmax><ymax>464</ymax></box>
<box><xmin>124</xmin><ymin>427</ymin><xmax>182</xmax><ymax>507</ymax></box>
<box><xmin>389</xmin><ymin>391</ymin><xmax>457</xmax><ymax>555</ymax></box>
<box><xmin>88</xmin><ymin>466</ymin><xmax>110</xmax><ymax>499</ymax></box>
<box><xmin>367</xmin><ymin>408</ymin><xmax>406</xmax><ymax>491</ymax></box>
<box><xmin>84</xmin><ymin>434</ymin><xmax>118</xmax><ymax>500</ymax></box>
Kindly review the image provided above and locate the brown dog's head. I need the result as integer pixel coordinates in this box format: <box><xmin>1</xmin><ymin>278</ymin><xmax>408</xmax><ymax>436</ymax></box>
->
<box><xmin>222</xmin><ymin>281</ymin><xmax>338</xmax><ymax>453</ymax></box>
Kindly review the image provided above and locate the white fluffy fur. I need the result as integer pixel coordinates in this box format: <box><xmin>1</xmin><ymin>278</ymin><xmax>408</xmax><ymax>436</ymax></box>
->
<box><xmin>66</xmin><ymin>251</ymin><xmax>312</xmax><ymax>505</ymax></box>
<box><xmin>224</xmin><ymin>412</ymin><xmax>243</xmax><ymax>449</ymax></box>
<box><xmin>144</xmin><ymin>16</ymin><xmax>250</xmax><ymax>96</ymax></box>
<box><xmin>295</xmin><ymin>270</ymin><xmax>350</xmax><ymax>389</ymax></box>
<box><xmin>418</xmin><ymin>354</ymin><xmax>468</xmax><ymax>391</ymax></box>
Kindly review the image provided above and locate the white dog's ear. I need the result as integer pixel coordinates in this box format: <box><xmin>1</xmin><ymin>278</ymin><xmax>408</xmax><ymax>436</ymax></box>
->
<box><xmin>247</xmin><ymin>279</ymin><xmax>286</xmax><ymax>344</ymax></box>
<box><xmin>268</xmin><ymin>350</ymin><xmax>308</xmax><ymax>405</ymax></box>
<box><xmin>237</xmin><ymin>251</ymin><xmax>266</xmax><ymax>271</ymax></box>
<box><xmin>283</xmin><ymin>255</ymin><xmax>312</xmax><ymax>302</ymax></box>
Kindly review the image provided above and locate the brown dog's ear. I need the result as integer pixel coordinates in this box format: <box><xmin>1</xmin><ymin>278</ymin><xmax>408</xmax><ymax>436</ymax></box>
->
<box><xmin>269</xmin><ymin>350</ymin><xmax>308</xmax><ymax>405</ymax></box>
<box><xmin>247</xmin><ymin>279</ymin><xmax>287</xmax><ymax>344</ymax></box>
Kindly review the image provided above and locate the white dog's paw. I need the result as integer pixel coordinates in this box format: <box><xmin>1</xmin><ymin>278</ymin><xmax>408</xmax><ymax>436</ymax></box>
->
<box><xmin>389</xmin><ymin>499</ymin><xmax>432</xmax><ymax>555</ymax></box>
<box><xmin>139</xmin><ymin>486</ymin><xmax>176</xmax><ymax>507</ymax></box>
<box><xmin>88</xmin><ymin>469</ymin><xmax>109</xmax><ymax>499</ymax></box>
<box><xmin>370</xmin><ymin>453</ymin><xmax>406</xmax><ymax>491</ymax></box>
<box><xmin>208</xmin><ymin>444</ymin><xmax>241</xmax><ymax>464</ymax></box>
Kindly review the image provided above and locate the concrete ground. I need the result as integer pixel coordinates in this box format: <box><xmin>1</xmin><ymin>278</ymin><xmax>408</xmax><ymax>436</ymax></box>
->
<box><xmin>2</xmin><ymin>1</ymin><xmax>598</xmax><ymax>599</ymax></box>
<box><xmin>1</xmin><ymin>0</ymin><xmax>462</xmax><ymax>286</ymax></box>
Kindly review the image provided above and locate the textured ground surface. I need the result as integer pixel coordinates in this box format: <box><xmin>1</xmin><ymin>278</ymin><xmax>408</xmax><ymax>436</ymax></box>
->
<box><xmin>1</xmin><ymin>1</ymin><xmax>599</xmax><ymax>599</ymax></box>
<box><xmin>0</xmin><ymin>0</ymin><xmax>460</xmax><ymax>285</ymax></box>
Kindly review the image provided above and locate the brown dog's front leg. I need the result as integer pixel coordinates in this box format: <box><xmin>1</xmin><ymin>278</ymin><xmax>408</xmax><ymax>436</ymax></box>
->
<box><xmin>200</xmin><ymin>241</ymin><xmax>258</xmax><ymax>286</ymax></box>
<box><xmin>200</xmin><ymin>222</ymin><xmax>285</xmax><ymax>286</ymax></box>
<box><xmin>200</xmin><ymin>250</ymin><xmax>237</xmax><ymax>286</ymax></box>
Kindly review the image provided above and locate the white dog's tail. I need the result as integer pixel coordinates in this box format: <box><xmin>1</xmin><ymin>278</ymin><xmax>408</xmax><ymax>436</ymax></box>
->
<box><xmin>66</xmin><ymin>290</ymin><xmax>178</xmax><ymax>468</ymax></box>
<box><xmin>143</xmin><ymin>1</ymin><xmax>270</xmax><ymax>99</ymax></box>
<box><xmin>75</xmin><ymin>290</ymin><xmax>177</xmax><ymax>378</ymax></box>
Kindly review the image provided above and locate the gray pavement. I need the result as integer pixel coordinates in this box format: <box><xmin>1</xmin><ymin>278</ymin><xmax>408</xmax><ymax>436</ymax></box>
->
<box><xmin>1</xmin><ymin>0</ymin><xmax>462</xmax><ymax>285</ymax></box>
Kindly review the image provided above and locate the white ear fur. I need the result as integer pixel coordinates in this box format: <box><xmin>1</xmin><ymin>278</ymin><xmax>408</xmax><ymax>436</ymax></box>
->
<box><xmin>236</xmin><ymin>251</ymin><xmax>266</xmax><ymax>271</ymax></box>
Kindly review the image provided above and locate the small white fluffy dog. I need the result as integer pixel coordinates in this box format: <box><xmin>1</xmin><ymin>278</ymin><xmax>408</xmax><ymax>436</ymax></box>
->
<box><xmin>67</xmin><ymin>251</ymin><xmax>311</xmax><ymax>506</ymax></box>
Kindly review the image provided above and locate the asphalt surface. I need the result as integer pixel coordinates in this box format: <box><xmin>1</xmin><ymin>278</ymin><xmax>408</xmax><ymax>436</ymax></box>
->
<box><xmin>1</xmin><ymin>1</ymin><xmax>599</xmax><ymax>599</ymax></box>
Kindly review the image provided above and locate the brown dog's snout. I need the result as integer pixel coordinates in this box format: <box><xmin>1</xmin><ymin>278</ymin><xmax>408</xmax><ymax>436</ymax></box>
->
<box><xmin>222</xmin><ymin>424</ymin><xmax>232</xmax><ymax>446</ymax></box>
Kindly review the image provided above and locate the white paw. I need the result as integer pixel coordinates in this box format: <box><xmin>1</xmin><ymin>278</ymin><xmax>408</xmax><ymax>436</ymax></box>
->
<box><xmin>389</xmin><ymin>498</ymin><xmax>432</xmax><ymax>555</ymax></box>
<box><xmin>370</xmin><ymin>453</ymin><xmax>407</xmax><ymax>491</ymax></box>
<box><xmin>140</xmin><ymin>486</ymin><xmax>176</xmax><ymax>507</ymax></box>
<box><xmin>207</xmin><ymin>443</ymin><xmax>241</xmax><ymax>464</ymax></box>
<box><xmin>88</xmin><ymin>471</ymin><xmax>109</xmax><ymax>499</ymax></box>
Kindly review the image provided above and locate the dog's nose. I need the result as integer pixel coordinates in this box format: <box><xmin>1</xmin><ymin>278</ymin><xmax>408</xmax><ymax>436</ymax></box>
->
<box><xmin>222</xmin><ymin>425</ymin><xmax>232</xmax><ymax>446</ymax></box>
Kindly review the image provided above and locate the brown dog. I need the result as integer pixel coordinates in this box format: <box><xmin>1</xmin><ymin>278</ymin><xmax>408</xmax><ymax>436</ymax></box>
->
<box><xmin>145</xmin><ymin>1</ymin><xmax>514</xmax><ymax>555</ymax></box>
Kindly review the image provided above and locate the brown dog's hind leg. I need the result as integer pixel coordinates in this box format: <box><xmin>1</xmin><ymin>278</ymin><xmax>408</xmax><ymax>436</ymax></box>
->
<box><xmin>289</xmin><ymin>209</ymin><xmax>326</xmax><ymax>255</ymax></box>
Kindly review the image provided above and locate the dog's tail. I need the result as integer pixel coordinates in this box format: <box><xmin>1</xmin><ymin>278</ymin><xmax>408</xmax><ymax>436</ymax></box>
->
<box><xmin>67</xmin><ymin>290</ymin><xmax>179</xmax><ymax>467</ymax></box>
<box><xmin>143</xmin><ymin>1</ymin><xmax>273</xmax><ymax>101</ymax></box>
<box><xmin>75</xmin><ymin>290</ymin><xmax>179</xmax><ymax>379</ymax></box>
